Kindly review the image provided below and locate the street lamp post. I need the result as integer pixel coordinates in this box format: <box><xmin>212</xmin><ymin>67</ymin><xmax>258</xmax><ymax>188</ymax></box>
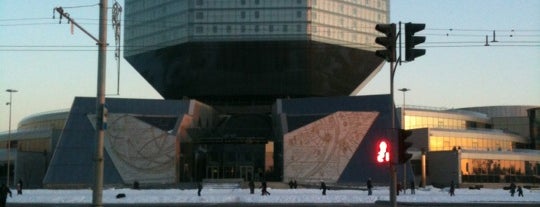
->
<box><xmin>5</xmin><ymin>89</ymin><xmax>18</xmax><ymax>187</ymax></box>
<box><xmin>398</xmin><ymin>88</ymin><xmax>410</xmax><ymax>193</ymax></box>
<box><xmin>398</xmin><ymin>88</ymin><xmax>410</xmax><ymax>128</ymax></box>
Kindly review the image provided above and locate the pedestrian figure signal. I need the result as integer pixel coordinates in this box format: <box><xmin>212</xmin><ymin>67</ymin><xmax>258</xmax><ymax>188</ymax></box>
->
<box><xmin>377</xmin><ymin>140</ymin><xmax>390</xmax><ymax>163</ymax></box>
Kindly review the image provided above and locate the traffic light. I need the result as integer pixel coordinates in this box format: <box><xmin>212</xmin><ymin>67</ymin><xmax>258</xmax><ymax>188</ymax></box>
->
<box><xmin>375</xmin><ymin>23</ymin><xmax>397</xmax><ymax>62</ymax></box>
<box><xmin>398</xmin><ymin>129</ymin><xmax>413</xmax><ymax>164</ymax></box>
<box><xmin>404</xmin><ymin>23</ymin><xmax>426</xmax><ymax>61</ymax></box>
<box><xmin>376</xmin><ymin>140</ymin><xmax>390</xmax><ymax>163</ymax></box>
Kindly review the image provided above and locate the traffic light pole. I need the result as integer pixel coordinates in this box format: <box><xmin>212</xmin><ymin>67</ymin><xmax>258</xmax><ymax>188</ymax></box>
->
<box><xmin>376</xmin><ymin>21</ymin><xmax>424</xmax><ymax>207</ymax></box>
<box><xmin>389</xmin><ymin>59</ymin><xmax>398</xmax><ymax>207</ymax></box>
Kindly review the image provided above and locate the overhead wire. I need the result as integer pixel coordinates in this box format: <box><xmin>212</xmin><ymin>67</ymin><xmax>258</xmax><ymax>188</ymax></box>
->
<box><xmin>1</xmin><ymin>17</ymin><xmax>539</xmax><ymax>51</ymax></box>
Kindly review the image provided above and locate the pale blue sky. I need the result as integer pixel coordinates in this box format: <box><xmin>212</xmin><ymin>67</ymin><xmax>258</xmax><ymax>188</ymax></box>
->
<box><xmin>1</xmin><ymin>0</ymin><xmax>539</xmax><ymax>131</ymax></box>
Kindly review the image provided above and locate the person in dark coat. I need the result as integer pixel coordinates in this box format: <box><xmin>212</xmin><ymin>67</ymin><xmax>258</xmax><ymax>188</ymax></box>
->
<box><xmin>197</xmin><ymin>182</ymin><xmax>202</xmax><ymax>196</ymax></box>
<box><xmin>261</xmin><ymin>181</ymin><xmax>270</xmax><ymax>196</ymax></box>
<box><xmin>288</xmin><ymin>180</ymin><xmax>294</xmax><ymax>189</ymax></box>
<box><xmin>16</xmin><ymin>179</ymin><xmax>23</xmax><ymax>195</ymax></box>
<box><xmin>249</xmin><ymin>180</ymin><xmax>255</xmax><ymax>194</ymax></box>
<box><xmin>509</xmin><ymin>182</ymin><xmax>516</xmax><ymax>197</ymax></box>
<box><xmin>320</xmin><ymin>181</ymin><xmax>327</xmax><ymax>195</ymax></box>
<box><xmin>410</xmin><ymin>180</ymin><xmax>415</xmax><ymax>195</ymax></box>
<box><xmin>449</xmin><ymin>181</ymin><xmax>455</xmax><ymax>196</ymax></box>
<box><xmin>367</xmin><ymin>178</ymin><xmax>373</xmax><ymax>196</ymax></box>
<box><xmin>0</xmin><ymin>183</ymin><xmax>12</xmax><ymax>207</ymax></box>
<box><xmin>293</xmin><ymin>180</ymin><xmax>297</xmax><ymax>189</ymax></box>
<box><xmin>517</xmin><ymin>186</ymin><xmax>523</xmax><ymax>197</ymax></box>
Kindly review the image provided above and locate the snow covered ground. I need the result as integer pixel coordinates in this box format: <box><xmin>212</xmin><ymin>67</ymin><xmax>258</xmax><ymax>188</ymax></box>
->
<box><xmin>5</xmin><ymin>186</ymin><xmax>540</xmax><ymax>205</ymax></box>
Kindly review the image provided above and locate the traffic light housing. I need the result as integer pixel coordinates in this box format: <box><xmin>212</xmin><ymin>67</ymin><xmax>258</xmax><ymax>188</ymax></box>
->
<box><xmin>404</xmin><ymin>23</ymin><xmax>426</xmax><ymax>61</ymax></box>
<box><xmin>375</xmin><ymin>23</ymin><xmax>397</xmax><ymax>62</ymax></box>
<box><xmin>398</xmin><ymin>129</ymin><xmax>413</xmax><ymax>164</ymax></box>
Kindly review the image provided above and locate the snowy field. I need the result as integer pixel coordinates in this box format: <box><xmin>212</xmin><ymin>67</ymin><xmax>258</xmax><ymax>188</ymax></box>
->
<box><xmin>5</xmin><ymin>186</ymin><xmax>540</xmax><ymax>205</ymax></box>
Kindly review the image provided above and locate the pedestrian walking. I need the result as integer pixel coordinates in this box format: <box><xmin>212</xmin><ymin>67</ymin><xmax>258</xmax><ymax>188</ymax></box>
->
<box><xmin>261</xmin><ymin>181</ymin><xmax>270</xmax><ymax>196</ymax></box>
<box><xmin>293</xmin><ymin>180</ymin><xmax>298</xmax><ymax>189</ymax></box>
<box><xmin>410</xmin><ymin>180</ymin><xmax>415</xmax><ymax>195</ymax></box>
<box><xmin>320</xmin><ymin>181</ymin><xmax>327</xmax><ymax>196</ymax></box>
<box><xmin>510</xmin><ymin>182</ymin><xmax>516</xmax><ymax>197</ymax></box>
<box><xmin>397</xmin><ymin>182</ymin><xmax>402</xmax><ymax>196</ymax></box>
<box><xmin>16</xmin><ymin>179</ymin><xmax>23</xmax><ymax>195</ymax></box>
<box><xmin>517</xmin><ymin>186</ymin><xmax>523</xmax><ymax>197</ymax></box>
<box><xmin>367</xmin><ymin>178</ymin><xmax>373</xmax><ymax>196</ymax></box>
<box><xmin>449</xmin><ymin>180</ymin><xmax>455</xmax><ymax>196</ymax></box>
<box><xmin>249</xmin><ymin>180</ymin><xmax>255</xmax><ymax>194</ymax></box>
<box><xmin>0</xmin><ymin>183</ymin><xmax>11</xmax><ymax>207</ymax></box>
<box><xmin>197</xmin><ymin>182</ymin><xmax>202</xmax><ymax>197</ymax></box>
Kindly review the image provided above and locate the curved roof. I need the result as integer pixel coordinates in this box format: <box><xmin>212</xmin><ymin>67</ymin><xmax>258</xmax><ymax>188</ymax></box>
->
<box><xmin>17</xmin><ymin>109</ymin><xmax>70</xmax><ymax>130</ymax></box>
<box><xmin>456</xmin><ymin>105</ymin><xmax>539</xmax><ymax>117</ymax></box>
<box><xmin>401</xmin><ymin>106</ymin><xmax>490</xmax><ymax>124</ymax></box>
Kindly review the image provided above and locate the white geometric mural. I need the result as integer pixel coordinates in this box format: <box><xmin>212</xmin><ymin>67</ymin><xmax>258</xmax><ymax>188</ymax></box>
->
<box><xmin>88</xmin><ymin>114</ymin><xmax>176</xmax><ymax>184</ymax></box>
<box><xmin>283</xmin><ymin>111</ymin><xmax>378</xmax><ymax>183</ymax></box>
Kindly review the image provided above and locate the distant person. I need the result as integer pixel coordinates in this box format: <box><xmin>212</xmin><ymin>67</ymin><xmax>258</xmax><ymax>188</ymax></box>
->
<box><xmin>293</xmin><ymin>180</ymin><xmax>298</xmax><ymax>189</ymax></box>
<box><xmin>0</xmin><ymin>183</ymin><xmax>11</xmax><ymax>207</ymax></box>
<box><xmin>449</xmin><ymin>181</ymin><xmax>455</xmax><ymax>196</ymax></box>
<box><xmin>517</xmin><ymin>186</ymin><xmax>523</xmax><ymax>197</ymax></box>
<box><xmin>367</xmin><ymin>178</ymin><xmax>373</xmax><ymax>196</ymax></box>
<box><xmin>288</xmin><ymin>180</ymin><xmax>294</xmax><ymax>189</ymax></box>
<box><xmin>133</xmin><ymin>180</ymin><xmax>140</xmax><ymax>190</ymax></box>
<box><xmin>16</xmin><ymin>179</ymin><xmax>23</xmax><ymax>195</ymax></box>
<box><xmin>509</xmin><ymin>182</ymin><xmax>516</xmax><ymax>197</ymax></box>
<box><xmin>248</xmin><ymin>180</ymin><xmax>255</xmax><ymax>194</ymax></box>
<box><xmin>197</xmin><ymin>182</ymin><xmax>203</xmax><ymax>197</ymax></box>
<box><xmin>410</xmin><ymin>180</ymin><xmax>415</xmax><ymax>195</ymax></box>
<box><xmin>320</xmin><ymin>181</ymin><xmax>327</xmax><ymax>195</ymax></box>
<box><xmin>397</xmin><ymin>182</ymin><xmax>402</xmax><ymax>196</ymax></box>
<box><xmin>261</xmin><ymin>181</ymin><xmax>270</xmax><ymax>196</ymax></box>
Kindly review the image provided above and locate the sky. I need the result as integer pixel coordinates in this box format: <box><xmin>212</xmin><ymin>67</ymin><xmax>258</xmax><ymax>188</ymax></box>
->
<box><xmin>1</xmin><ymin>0</ymin><xmax>539</xmax><ymax>132</ymax></box>
<box><xmin>5</xmin><ymin>186</ymin><xmax>540</xmax><ymax>204</ymax></box>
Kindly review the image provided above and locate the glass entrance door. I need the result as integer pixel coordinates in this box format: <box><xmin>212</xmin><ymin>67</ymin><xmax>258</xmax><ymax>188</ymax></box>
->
<box><xmin>207</xmin><ymin>166</ymin><xmax>219</xmax><ymax>179</ymax></box>
<box><xmin>239</xmin><ymin>166</ymin><xmax>254</xmax><ymax>181</ymax></box>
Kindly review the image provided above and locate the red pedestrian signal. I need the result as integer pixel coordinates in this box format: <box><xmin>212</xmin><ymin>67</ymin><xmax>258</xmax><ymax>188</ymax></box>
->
<box><xmin>377</xmin><ymin>140</ymin><xmax>390</xmax><ymax>163</ymax></box>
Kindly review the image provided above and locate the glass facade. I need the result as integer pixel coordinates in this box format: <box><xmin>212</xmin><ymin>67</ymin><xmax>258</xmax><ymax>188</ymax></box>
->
<box><xmin>461</xmin><ymin>158</ymin><xmax>540</xmax><ymax>183</ymax></box>
<box><xmin>405</xmin><ymin>115</ymin><xmax>467</xmax><ymax>130</ymax></box>
<box><xmin>124</xmin><ymin>0</ymin><xmax>389</xmax><ymax>56</ymax></box>
<box><xmin>429</xmin><ymin>136</ymin><xmax>513</xmax><ymax>152</ymax></box>
<box><xmin>402</xmin><ymin>107</ymin><xmax>539</xmax><ymax>185</ymax></box>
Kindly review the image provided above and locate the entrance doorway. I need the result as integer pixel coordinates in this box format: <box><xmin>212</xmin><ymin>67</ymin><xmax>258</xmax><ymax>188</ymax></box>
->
<box><xmin>240</xmin><ymin>166</ymin><xmax>254</xmax><ymax>181</ymax></box>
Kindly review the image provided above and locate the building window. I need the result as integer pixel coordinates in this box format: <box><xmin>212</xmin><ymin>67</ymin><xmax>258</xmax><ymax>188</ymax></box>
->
<box><xmin>241</xmin><ymin>0</ymin><xmax>246</xmax><ymax>5</ymax></box>
<box><xmin>241</xmin><ymin>25</ymin><xmax>246</xmax><ymax>33</ymax></box>
<box><xmin>283</xmin><ymin>25</ymin><xmax>288</xmax><ymax>32</ymax></box>
<box><xmin>296</xmin><ymin>11</ymin><xmax>302</xmax><ymax>18</ymax></box>
<box><xmin>269</xmin><ymin>25</ymin><xmax>274</xmax><ymax>32</ymax></box>
<box><xmin>196</xmin><ymin>12</ymin><xmax>203</xmax><ymax>19</ymax></box>
<box><xmin>213</xmin><ymin>25</ymin><xmax>218</xmax><ymax>33</ymax></box>
<box><xmin>255</xmin><ymin>11</ymin><xmax>260</xmax><ymax>19</ymax></box>
<box><xmin>255</xmin><ymin>0</ymin><xmax>260</xmax><ymax>5</ymax></box>
<box><xmin>226</xmin><ymin>25</ymin><xmax>232</xmax><ymax>33</ymax></box>
<box><xmin>255</xmin><ymin>25</ymin><xmax>260</xmax><ymax>32</ymax></box>
<box><xmin>196</xmin><ymin>0</ymin><xmax>203</xmax><ymax>6</ymax></box>
<box><xmin>196</xmin><ymin>26</ymin><xmax>203</xmax><ymax>33</ymax></box>
<box><xmin>241</xmin><ymin>11</ymin><xmax>246</xmax><ymax>19</ymax></box>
